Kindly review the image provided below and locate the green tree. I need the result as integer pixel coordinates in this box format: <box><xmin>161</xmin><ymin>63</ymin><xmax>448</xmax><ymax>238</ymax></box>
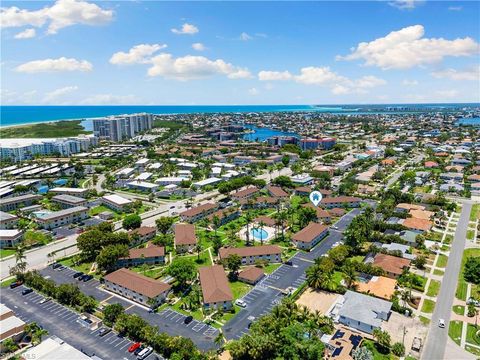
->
<box><xmin>352</xmin><ymin>346</ymin><xmax>373</xmax><ymax>360</ymax></box>
<box><xmin>123</xmin><ymin>214</ymin><xmax>142</xmax><ymax>230</ymax></box>
<box><xmin>103</xmin><ymin>303</ymin><xmax>125</xmax><ymax>327</ymax></box>
<box><xmin>372</xmin><ymin>329</ymin><xmax>391</xmax><ymax>354</ymax></box>
<box><xmin>25</xmin><ymin>322</ymin><xmax>48</xmax><ymax>345</ymax></box>
<box><xmin>223</xmin><ymin>254</ymin><xmax>242</xmax><ymax>280</ymax></box>
<box><xmin>168</xmin><ymin>257</ymin><xmax>197</xmax><ymax>288</ymax></box>
<box><xmin>155</xmin><ymin>217</ymin><xmax>175</xmax><ymax>235</ymax></box>
<box><xmin>96</xmin><ymin>244</ymin><xmax>129</xmax><ymax>272</ymax></box>
<box><xmin>298</xmin><ymin>207</ymin><xmax>317</xmax><ymax>228</ymax></box>
<box><xmin>464</xmin><ymin>257</ymin><xmax>480</xmax><ymax>284</ymax></box>
<box><xmin>391</xmin><ymin>342</ymin><xmax>405</xmax><ymax>357</ymax></box>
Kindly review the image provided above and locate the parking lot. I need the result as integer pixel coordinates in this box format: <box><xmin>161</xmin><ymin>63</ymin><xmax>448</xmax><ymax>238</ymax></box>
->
<box><xmin>2</xmin><ymin>285</ymin><xmax>163</xmax><ymax>360</ymax></box>
<box><xmin>39</xmin><ymin>265</ymin><xmax>219</xmax><ymax>350</ymax></box>
<box><xmin>223</xmin><ymin>208</ymin><xmax>364</xmax><ymax>340</ymax></box>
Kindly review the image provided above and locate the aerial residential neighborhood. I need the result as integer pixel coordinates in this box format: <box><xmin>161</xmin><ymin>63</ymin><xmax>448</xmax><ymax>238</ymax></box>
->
<box><xmin>1</xmin><ymin>1</ymin><xmax>480</xmax><ymax>360</ymax></box>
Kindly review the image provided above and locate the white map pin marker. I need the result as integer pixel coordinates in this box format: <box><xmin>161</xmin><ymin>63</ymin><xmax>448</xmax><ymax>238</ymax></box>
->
<box><xmin>309</xmin><ymin>191</ymin><xmax>322</xmax><ymax>207</ymax></box>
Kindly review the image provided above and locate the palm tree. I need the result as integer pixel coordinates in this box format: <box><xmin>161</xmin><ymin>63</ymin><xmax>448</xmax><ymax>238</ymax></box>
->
<box><xmin>212</xmin><ymin>215</ymin><xmax>221</xmax><ymax>239</ymax></box>
<box><xmin>25</xmin><ymin>322</ymin><xmax>48</xmax><ymax>345</ymax></box>
<box><xmin>277</xmin><ymin>210</ymin><xmax>288</xmax><ymax>242</ymax></box>
<box><xmin>342</xmin><ymin>262</ymin><xmax>357</xmax><ymax>289</ymax></box>
<box><xmin>244</xmin><ymin>212</ymin><xmax>253</xmax><ymax>246</ymax></box>
<box><xmin>195</xmin><ymin>243</ymin><xmax>202</xmax><ymax>261</ymax></box>
<box><xmin>258</xmin><ymin>220</ymin><xmax>266</xmax><ymax>246</ymax></box>
<box><xmin>14</xmin><ymin>245</ymin><xmax>27</xmax><ymax>274</ymax></box>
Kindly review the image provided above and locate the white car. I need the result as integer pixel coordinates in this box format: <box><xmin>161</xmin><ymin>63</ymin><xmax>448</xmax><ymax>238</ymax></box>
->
<box><xmin>438</xmin><ymin>318</ymin><xmax>445</xmax><ymax>328</ymax></box>
<box><xmin>39</xmin><ymin>298</ymin><xmax>50</xmax><ymax>304</ymax></box>
<box><xmin>235</xmin><ymin>299</ymin><xmax>247</xmax><ymax>308</ymax></box>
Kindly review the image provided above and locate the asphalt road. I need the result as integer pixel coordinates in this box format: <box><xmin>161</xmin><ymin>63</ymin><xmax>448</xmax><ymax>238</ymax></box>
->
<box><xmin>39</xmin><ymin>265</ymin><xmax>219</xmax><ymax>351</ymax></box>
<box><xmin>223</xmin><ymin>207</ymin><xmax>362</xmax><ymax>340</ymax></box>
<box><xmin>2</xmin><ymin>284</ymin><xmax>163</xmax><ymax>360</ymax></box>
<box><xmin>421</xmin><ymin>201</ymin><xmax>473</xmax><ymax>360</ymax></box>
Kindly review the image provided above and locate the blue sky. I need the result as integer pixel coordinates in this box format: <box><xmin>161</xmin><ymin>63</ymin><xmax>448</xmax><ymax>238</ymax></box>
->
<box><xmin>1</xmin><ymin>0</ymin><xmax>479</xmax><ymax>105</ymax></box>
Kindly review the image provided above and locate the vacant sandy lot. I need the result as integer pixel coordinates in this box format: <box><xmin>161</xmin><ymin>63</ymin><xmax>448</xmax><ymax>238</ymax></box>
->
<box><xmin>296</xmin><ymin>288</ymin><xmax>340</xmax><ymax>314</ymax></box>
<box><xmin>382</xmin><ymin>312</ymin><xmax>429</xmax><ymax>357</ymax></box>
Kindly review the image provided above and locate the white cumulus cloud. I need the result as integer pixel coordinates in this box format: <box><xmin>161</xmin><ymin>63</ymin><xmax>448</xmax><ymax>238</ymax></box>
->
<box><xmin>15</xmin><ymin>57</ymin><xmax>93</xmax><ymax>73</ymax></box>
<box><xmin>171</xmin><ymin>23</ymin><xmax>198</xmax><ymax>35</ymax></box>
<box><xmin>431</xmin><ymin>66</ymin><xmax>480</xmax><ymax>81</ymax></box>
<box><xmin>43</xmin><ymin>85</ymin><xmax>78</xmax><ymax>103</ymax></box>
<box><xmin>258</xmin><ymin>70</ymin><xmax>293</xmax><ymax>81</ymax></box>
<box><xmin>239</xmin><ymin>32</ymin><xmax>252</xmax><ymax>41</ymax></box>
<box><xmin>14</xmin><ymin>28</ymin><xmax>36</xmax><ymax>39</ymax></box>
<box><xmin>388</xmin><ymin>0</ymin><xmax>423</xmax><ymax>10</ymax></box>
<box><xmin>258</xmin><ymin>66</ymin><xmax>386</xmax><ymax>95</ymax></box>
<box><xmin>109</xmin><ymin>44</ymin><xmax>167</xmax><ymax>65</ymax></box>
<box><xmin>147</xmin><ymin>53</ymin><xmax>251</xmax><ymax>81</ymax></box>
<box><xmin>337</xmin><ymin>25</ymin><xmax>479</xmax><ymax>69</ymax></box>
<box><xmin>1</xmin><ymin>0</ymin><xmax>114</xmax><ymax>35</ymax></box>
<box><xmin>192</xmin><ymin>43</ymin><xmax>206</xmax><ymax>51</ymax></box>
<box><xmin>79</xmin><ymin>94</ymin><xmax>139</xmax><ymax>105</ymax></box>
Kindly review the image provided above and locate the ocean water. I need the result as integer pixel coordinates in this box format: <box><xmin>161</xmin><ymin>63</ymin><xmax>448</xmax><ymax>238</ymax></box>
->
<box><xmin>1</xmin><ymin>104</ymin><xmax>478</xmax><ymax>128</ymax></box>
<box><xmin>242</xmin><ymin>124</ymin><xmax>299</xmax><ymax>141</ymax></box>
<box><xmin>456</xmin><ymin>117</ymin><xmax>480</xmax><ymax>126</ymax></box>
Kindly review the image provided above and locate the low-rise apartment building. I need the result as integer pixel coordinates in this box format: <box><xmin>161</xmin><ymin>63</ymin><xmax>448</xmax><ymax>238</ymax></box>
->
<box><xmin>321</xmin><ymin>196</ymin><xmax>362</xmax><ymax>209</ymax></box>
<box><xmin>179</xmin><ymin>203</ymin><xmax>217</xmax><ymax>223</ymax></box>
<box><xmin>0</xmin><ymin>211</ymin><xmax>19</xmax><ymax>229</ymax></box>
<box><xmin>231</xmin><ymin>187</ymin><xmax>260</xmax><ymax>201</ymax></box>
<box><xmin>116</xmin><ymin>245</ymin><xmax>165</xmax><ymax>268</ymax></box>
<box><xmin>0</xmin><ymin>229</ymin><xmax>24</xmax><ymax>248</ymax></box>
<box><xmin>219</xmin><ymin>245</ymin><xmax>282</xmax><ymax>265</ymax></box>
<box><xmin>104</xmin><ymin>268</ymin><xmax>170</xmax><ymax>308</ymax></box>
<box><xmin>128</xmin><ymin>226</ymin><xmax>156</xmax><ymax>245</ymax></box>
<box><xmin>199</xmin><ymin>265</ymin><xmax>233</xmax><ymax>310</ymax></box>
<box><xmin>52</xmin><ymin>194</ymin><xmax>87</xmax><ymax>209</ymax></box>
<box><xmin>0</xmin><ymin>194</ymin><xmax>41</xmax><ymax>212</ymax></box>
<box><xmin>35</xmin><ymin>206</ymin><xmax>88</xmax><ymax>230</ymax></box>
<box><xmin>49</xmin><ymin>187</ymin><xmax>89</xmax><ymax>198</ymax></box>
<box><xmin>174</xmin><ymin>223</ymin><xmax>197</xmax><ymax>253</ymax></box>
<box><xmin>291</xmin><ymin>222</ymin><xmax>329</xmax><ymax>250</ymax></box>
<box><xmin>102</xmin><ymin>194</ymin><xmax>132</xmax><ymax>212</ymax></box>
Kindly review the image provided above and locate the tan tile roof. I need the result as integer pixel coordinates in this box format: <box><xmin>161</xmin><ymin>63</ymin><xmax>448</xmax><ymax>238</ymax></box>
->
<box><xmin>199</xmin><ymin>265</ymin><xmax>233</xmax><ymax>304</ymax></box>
<box><xmin>409</xmin><ymin>209</ymin><xmax>434</xmax><ymax>220</ymax></box>
<box><xmin>174</xmin><ymin>224</ymin><xmax>197</xmax><ymax>245</ymax></box>
<box><xmin>267</xmin><ymin>185</ymin><xmax>289</xmax><ymax>198</ymax></box>
<box><xmin>219</xmin><ymin>245</ymin><xmax>281</xmax><ymax>259</ymax></box>
<box><xmin>402</xmin><ymin>217</ymin><xmax>432</xmax><ymax>231</ymax></box>
<box><xmin>128</xmin><ymin>226</ymin><xmax>156</xmax><ymax>237</ymax></box>
<box><xmin>104</xmin><ymin>268</ymin><xmax>171</xmax><ymax>298</ymax></box>
<box><xmin>303</xmin><ymin>203</ymin><xmax>331</xmax><ymax>218</ymax></box>
<box><xmin>355</xmin><ymin>276</ymin><xmax>396</xmax><ymax>300</ymax></box>
<box><xmin>121</xmin><ymin>245</ymin><xmax>165</xmax><ymax>260</ymax></box>
<box><xmin>231</xmin><ymin>187</ymin><xmax>259</xmax><ymax>199</ymax></box>
<box><xmin>238</xmin><ymin>266</ymin><xmax>265</xmax><ymax>283</ymax></box>
<box><xmin>329</xmin><ymin>208</ymin><xmax>346</xmax><ymax>217</ymax></box>
<box><xmin>396</xmin><ymin>203</ymin><xmax>425</xmax><ymax>211</ymax></box>
<box><xmin>292</xmin><ymin>222</ymin><xmax>328</xmax><ymax>243</ymax></box>
<box><xmin>373</xmin><ymin>254</ymin><xmax>411</xmax><ymax>276</ymax></box>
<box><xmin>254</xmin><ymin>215</ymin><xmax>276</xmax><ymax>227</ymax></box>
<box><xmin>180</xmin><ymin>203</ymin><xmax>216</xmax><ymax>218</ymax></box>
<box><xmin>322</xmin><ymin>196</ymin><xmax>361</xmax><ymax>204</ymax></box>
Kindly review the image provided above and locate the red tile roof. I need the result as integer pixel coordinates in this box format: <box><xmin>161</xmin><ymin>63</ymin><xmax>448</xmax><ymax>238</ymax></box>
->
<box><xmin>199</xmin><ymin>265</ymin><xmax>233</xmax><ymax>304</ymax></box>
<box><xmin>219</xmin><ymin>245</ymin><xmax>281</xmax><ymax>259</ymax></box>
<box><xmin>373</xmin><ymin>254</ymin><xmax>411</xmax><ymax>276</ymax></box>
<box><xmin>238</xmin><ymin>266</ymin><xmax>265</xmax><ymax>283</ymax></box>
<box><xmin>174</xmin><ymin>224</ymin><xmax>197</xmax><ymax>245</ymax></box>
<box><xmin>292</xmin><ymin>222</ymin><xmax>328</xmax><ymax>243</ymax></box>
<box><xmin>104</xmin><ymin>268</ymin><xmax>170</xmax><ymax>298</ymax></box>
<box><xmin>180</xmin><ymin>203</ymin><xmax>216</xmax><ymax>218</ymax></box>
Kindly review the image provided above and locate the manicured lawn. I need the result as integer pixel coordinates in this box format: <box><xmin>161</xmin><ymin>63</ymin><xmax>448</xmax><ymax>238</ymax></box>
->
<box><xmin>466</xmin><ymin>324</ymin><xmax>480</xmax><ymax>346</ymax></box>
<box><xmin>449</xmin><ymin>320</ymin><xmax>463</xmax><ymax>345</ymax></box>
<box><xmin>131</xmin><ymin>265</ymin><xmax>167</xmax><ymax>280</ymax></box>
<box><xmin>444</xmin><ymin>234</ymin><xmax>453</xmax><ymax>244</ymax></box>
<box><xmin>467</xmin><ymin>230</ymin><xmax>475</xmax><ymax>241</ymax></box>
<box><xmin>88</xmin><ymin>205</ymin><xmax>122</xmax><ymax>220</ymax></box>
<box><xmin>453</xmin><ymin>305</ymin><xmax>465</xmax><ymax>316</ymax></box>
<box><xmin>229</xmin><ymin>281</ymin><xmax>252</xmax><ymax>300</ymax></box>
<box><xmin>470</xmin><ymin>204</ymin><xmax>480</xmax><ymax>221</ymax></box>
<box><xmin>362</xmin><ymin>339</ymin><xmax>394</xmax><ymax>360</ymax></box>
<box><xmin>421</xmin><ymin>299</ymin><xmax>435</xmax><ymax>313</ymax></box>
<box><xmin>263</xmin><ymin>263</ymin><xmax>281</xmax><ymax>274</ymax></box>
<box><xmin>59</xmin><ymin>257</ymin><xmax>96</xmax><ymax>276</ymax></box>
<box><xmin>456</xmin><ymin>281</ymin><xmax>468</xmax><ymax>301</ymax></box>
<box><xmin>465</xmin><ymin>345</ymin><xmax>480</xmax><ymax>356</ymax></box>
<box><xmin>436</xmin><ymin>254</ymin><xmax>448</xmax><ymax>268</ymax></box>
<box><xmin>0</xmin><ymin>249</ymin><xmax>16</xmax><ymax>259</ymax></box>
<box><xmin>1</xmin><ymin>278</ymin><xmax>17</xmax><ymax>288</ymax></box>
<box><xmin>181</xmin><ymin>251</ymin><xmax>213</xmax><ymax>269</ymax></box>
<box><xmin>434</xmin><ymin>269</ymin><xmax>445</xmax><ymax>276</ymax></box>
<box><xmin>419</xmin><ymin>315</ymin><xmax>430</xmax><ymax>325</ymax></box>
<box><xmin>426</xmin><ymin>280</ymin><xmax>440</xmax><ymax>297</ymax></box>
<box><xmin>170</xmin><ymin>300</ymin><xmax>204</xmax><ymax>322</ymax></box>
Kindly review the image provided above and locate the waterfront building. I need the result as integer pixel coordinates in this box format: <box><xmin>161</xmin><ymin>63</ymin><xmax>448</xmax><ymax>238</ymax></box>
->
<box><xmin>92</xmin><ymin>113</ymin><xmax>153</xmax><ymax>142</ymax></box>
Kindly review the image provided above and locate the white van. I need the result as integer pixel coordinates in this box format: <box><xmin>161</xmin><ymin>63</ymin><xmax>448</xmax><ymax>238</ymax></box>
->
<box><xmin>137</xmin><ymin>346</ymin><xmax>153</xmax><ymax>360</ymax></box>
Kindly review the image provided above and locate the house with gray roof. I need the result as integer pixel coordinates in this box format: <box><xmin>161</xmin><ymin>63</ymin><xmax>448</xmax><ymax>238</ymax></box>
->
<box><xmin>330</xmin><ymin>290</ymin><xmax>392</xmax><ymax>334</ymax></box>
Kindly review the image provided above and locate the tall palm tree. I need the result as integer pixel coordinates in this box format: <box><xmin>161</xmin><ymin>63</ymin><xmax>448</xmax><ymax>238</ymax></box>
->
<box><xmin>244</xmin><ymin>212</ymin><xmax>253</xmax><ymax>246</ymax></box>
<box><xmin>14</xmin><ymin>245</ymin><xmax>27</xmax><ymax>274</ymax></box>
<box><xmin>342</xmin><ymin>263</ymin><xmax>357</xmax><ymax>289</ymax></box>
<box><xmin>258</xmin><ymin>220</ymin><xmax>266</xmax><ymax>246</ymax></box>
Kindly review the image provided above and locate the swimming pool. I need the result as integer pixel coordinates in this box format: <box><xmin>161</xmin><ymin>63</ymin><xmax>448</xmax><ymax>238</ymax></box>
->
<box><xmin>251</xmin><ymin>228</ymin><xmax>268</xmax><ymax>241</ymax></box>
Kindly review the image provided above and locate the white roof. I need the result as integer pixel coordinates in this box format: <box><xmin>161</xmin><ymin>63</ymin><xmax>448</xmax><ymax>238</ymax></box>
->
<box><xmin>135</xmin><ymin>158</ymin><xmax>149</xmax><ymax>165</ymax></box>
<box><xmin>21</xmin><ymin>337</ymin><xmax>90</xmax><ymax>360</ymax></box>
<box><xmin>194</xmin><ymin>177</ymin><xmax>222</xmax><ymax>186</ymax></box>
<box><xmin>0</xmin><ymin>314</ymin><xmax>25</xmax><ymax>339</ymax></box>
<box><xmin>164</xmin><ymin>184</ymin><xmax>178</xmax><ymax>190</ymax></box>
<box><xmin>116</xmin><ymin>167</ymin><xmax>135</xmax><ymax>176</ymax></box>
<box><xmin>127</xmin><ymin>181</ymin><xmax>158</xmax><ymax>188</ymax></box>
<box><xmin>50</xmin><ymin>187</ymin><xmax>86</xmax><ymax>193</ymax></box>
<box><xmin>0</xmin><ymin>229</ymin><xmax>23</xmax><ymax>238</ymax></box>
<box><xmin>135</xmin><ymin>172</ymin><xmax>153</xmax><ymax>180</ymax></box>
<box><xmin>103</xmin><ymin>194</ymin><xmax>132</xmax><ymax>205</ymax></box>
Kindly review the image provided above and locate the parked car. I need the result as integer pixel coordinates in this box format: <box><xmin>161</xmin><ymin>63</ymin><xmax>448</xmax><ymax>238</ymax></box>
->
<box><xmin>467</xmin><ymin>298</ymin><xmax>480</xmax><ymax>307</ymax></box>
<box><xmin>52</xmin><ymin>262</ymin><xmax>62</xmax><ymax>269</ymax></box>
<box><xmin>82</xmin><ymin>275</ymin><xmax>93</xmax><ymax>282</ymax></box>
<box><xmin>284</xmin><ymin>260</ymin><xmax>293</xmax><ymax>266</ymax></box>
<box><xmin>184</xmin><ymin>316</ymin><xmax>194</xmax><ymax>324</ymax></box>
<box><xmin>9</xmin><ymin>281</ymin><xmax>23</xmax><ymax>289</ymax></box>
<box><xmin>235</xmin><ymin>299</ymin><xmax>247</xmax><ymax>308</ymax></box>
<box><xmin>56</xmin><ymin>265</ymin><xmax>66</xmax><ymax>271</ymax></box>
<box><xmin>137</xmin><ymin>346</ymin><xmax>153</xmax><ymax>360</ymax></box>
<box><xmin>22</xmin><ymin>288</ymin><xmax>33</xmax><ymax>295</ymax></box>
<box><xmin>73</xmin><ymin>272</ymin><xmax>84</xmax><ymax>279</ymax></box>
<box><xmin>98</xmin><ymin>327</ymin><xmax>111</xmax><ymax>337</ymax></box>
<box><xmin>39</xmin><ymin>297</ymin><xmax>50</xmax><ymax>304</ymax></box>
<box><xmin>438</xmin><ymin>319</ymin><xmax>445</xmax><ymax>328</ymax></box>
<box><xmin>134</xmin><ymin>346</ymin><xmax>144</xmax><ymax>356</ymax></box>
<box><xmin>128</xmin><ymin>343</ymin><xmax>141</xmax><ymax>353</ymax></box>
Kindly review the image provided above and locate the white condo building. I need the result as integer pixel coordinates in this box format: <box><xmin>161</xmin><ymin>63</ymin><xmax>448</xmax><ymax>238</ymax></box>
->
<box><xmin>92</xmin><ymin>113</ymin><xmax>153</xmax><ymax>142</ymax></box>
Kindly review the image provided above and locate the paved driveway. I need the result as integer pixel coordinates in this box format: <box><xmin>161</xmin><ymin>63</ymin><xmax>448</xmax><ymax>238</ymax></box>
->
<box><xmin>2</xmin><ymin>285</ymin><xmax>163</xmax><ymax>360</ymax></box>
